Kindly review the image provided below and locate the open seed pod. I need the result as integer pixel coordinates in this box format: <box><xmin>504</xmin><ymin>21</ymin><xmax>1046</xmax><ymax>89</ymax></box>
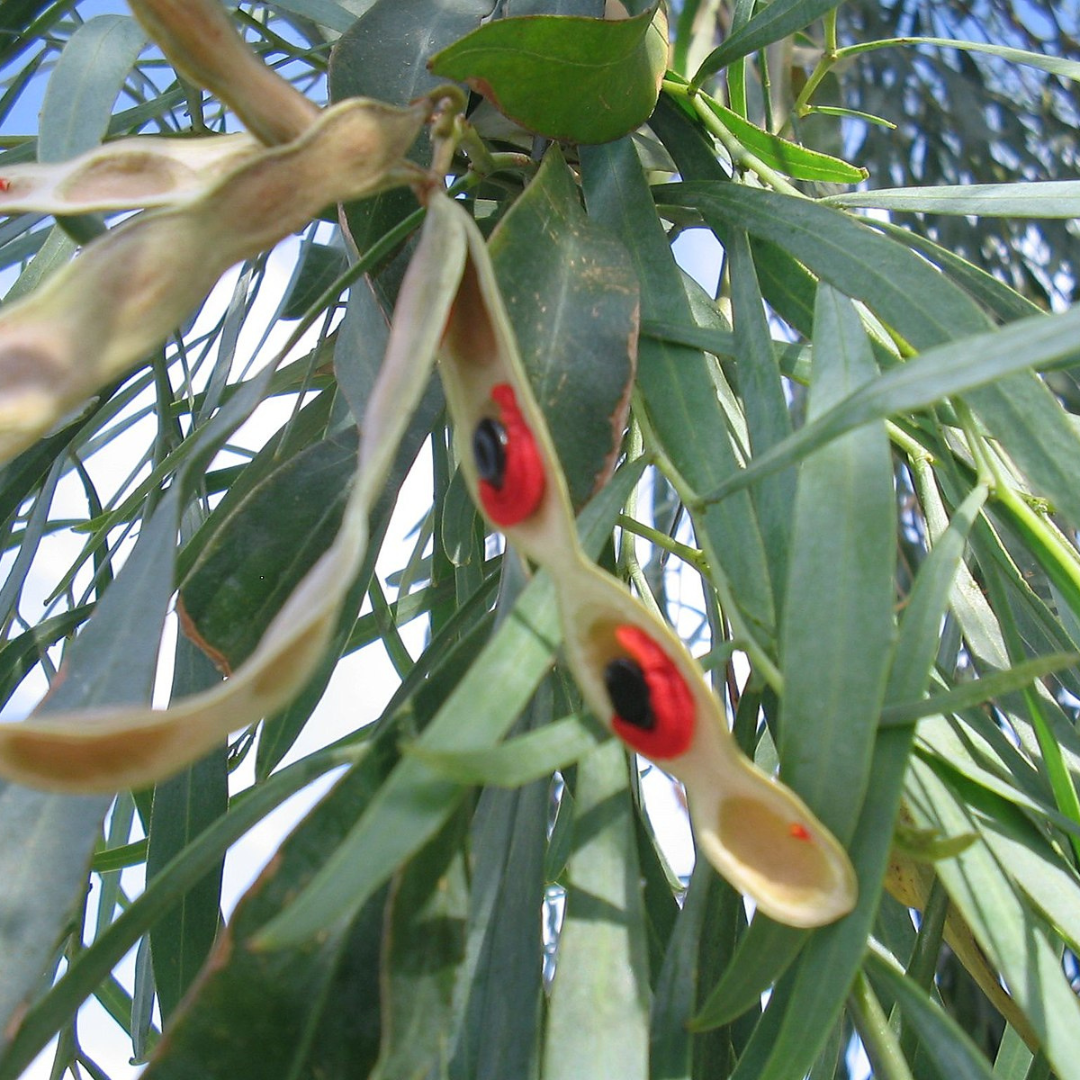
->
<box><xmin>430</xmin><ymin>192</ymin><xmax>858</xmax><ymax>927</ymax></box>
<box><xmin>558</xmin><ymin>562</ymin><xmax>857</xmax><ymax>927</ymax></box>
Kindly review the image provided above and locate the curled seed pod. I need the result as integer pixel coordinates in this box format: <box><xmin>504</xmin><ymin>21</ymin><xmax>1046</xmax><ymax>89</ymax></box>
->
<box><xmin>607</xmin><ymin>624</ymin><xmax>694</xmax><ymax>759</ymax></box>
<box><xmin>476</xmin><ymin>382</ymin><xmax>546</xmax><ymax>527</ymax></box>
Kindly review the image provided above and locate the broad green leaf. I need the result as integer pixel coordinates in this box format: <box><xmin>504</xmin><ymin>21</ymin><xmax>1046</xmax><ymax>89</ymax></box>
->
<box><xmin>825</xmin><ymin>181</ymin><xmax>1080</xmax><ymax>218</ymax></box>
<box><xmin>178</xmin><ymin>429</ymin><xmax>359</xmax><ymax>671</ymax></box>
<box><xmin>543</xmin><ymin>740</ymin><xmax>649</xmax><ymax>1080</ymax></box>
<box><xmin>780</xmin><ymin>285</ymin><xmax>895</xmax><ymax>841</ymax></box>
<box><xmin>692</xmin><ymin>0</ymin><xmax>842</xmax><ymax>86</ymax></box>
<box><xmin>266</xmin><ymin>0</ymin><xmax>358</xmax><ymax>32</ymax></box>
<box><xmin>429</xmin><ymin>5</ymin><xmax>668</xmax><ymax>144</ymax></box>
<box><xmin>905</xmin><ymin>758</ymin><xmax>1080</xmax><ymax>1080</ymax></box>
<box><xmin>38</xmin><ymin>15</ymin><xmax>147</xmax><ymax>163</ymax></box>
<box><xmin>490</xmin><ymin>144</ymin><xmax>637</xmax><ymax>509</ymax></box>
<box><xmin>702</xmin><ymin>96</ymin><xmax>867</xmax><ymax>183</ymax></box>
<box><xmin>405</xmin><ymin>713</ymin><xmax>606</xmax><ymax>786</ymax></box>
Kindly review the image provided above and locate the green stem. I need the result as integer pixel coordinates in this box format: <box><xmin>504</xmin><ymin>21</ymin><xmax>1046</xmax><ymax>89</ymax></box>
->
<box><xmin>849</xmin><ymin>970</ymin><xmax>916</xmax><ymax>1080</ymax></box>
<box><xmin>661</xmin><ymin>81</ymin><xmax>803</xmax><ymax>197</ymax></box>
<box><xmin>616</xmin><ymin>514</ymin><xmax>707</xmax><ymax>576</ymax></box>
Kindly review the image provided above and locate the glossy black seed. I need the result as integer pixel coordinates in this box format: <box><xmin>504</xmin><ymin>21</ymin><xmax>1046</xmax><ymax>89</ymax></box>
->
<box><xmin>473</xmin><ymin>417</ymin><xmax>508</xmax><ymax>487</ymax></box>
<box><xmin>604</xmin><ymin>657</ymin><xmax>654</xmax><ymax>730</ymax></box>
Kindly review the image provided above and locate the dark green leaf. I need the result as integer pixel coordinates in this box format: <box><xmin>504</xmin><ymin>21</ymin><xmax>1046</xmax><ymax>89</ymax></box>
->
<box><xmin>429</xmin><ymin>6</ymin><xmax>667</xmax><ymax>143</ymax></box>
<box><xmin>490</xmin><ymin>144</ymin><xmax>637</xmax><ymax>509</ymax></box>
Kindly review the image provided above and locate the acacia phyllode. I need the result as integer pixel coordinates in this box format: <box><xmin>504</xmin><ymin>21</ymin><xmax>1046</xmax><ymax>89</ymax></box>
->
<box><xmin>605</xmin><ymin>624</ymin><xmax>695</xmax><ymax>759</ymax></box>
<box><xmin>475</xmin><ymin>382</ymin><xmax>546</xmax><ymax>526</ymax></box>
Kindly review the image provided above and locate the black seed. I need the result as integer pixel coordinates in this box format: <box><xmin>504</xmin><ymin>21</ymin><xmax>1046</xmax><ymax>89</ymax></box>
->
<box><xmin>604</xmin><ymin>657</ymin><xmax>654</xmax><ymax>730</ymax></box>
<box><xmin>473</xmin><ymin>418</ymin><xmax>508</xmax><ymax>487</ymax></box>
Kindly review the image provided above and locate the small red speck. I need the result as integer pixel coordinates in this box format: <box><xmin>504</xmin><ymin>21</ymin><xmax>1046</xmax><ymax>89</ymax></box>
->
<box><xmin>477</xmin><ymin>383</ymin><xmax>546</xmax><ymax>527</ymax></box>
<box><xmin>789</xmin><ymin>823</ymin><xmax>812</xmax><ymax>842</ymax></box>
<box><xmin>609</xmin><ymin>624</ymin><xmax>695</xmax><ymax>760</ymax></box>
<box><xmin>0</xmin><ymin>178</ymin><xmax>11</xmax><ymax>192</ymax></box>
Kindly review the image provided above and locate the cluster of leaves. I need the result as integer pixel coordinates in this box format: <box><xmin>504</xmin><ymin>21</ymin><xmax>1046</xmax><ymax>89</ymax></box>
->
<box><xmin>1</xmin><ymin>2</ymin><xmax>1080</xmax><ymax>1080</ymax></box>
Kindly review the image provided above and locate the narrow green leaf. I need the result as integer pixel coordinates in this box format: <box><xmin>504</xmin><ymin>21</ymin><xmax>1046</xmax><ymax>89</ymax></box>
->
<box><xmin>905</xmin><ymin>757</ymin><xmax>1080</xmax><ymax>1080</ymax></box>
<box><xmin>780</xmin><ymin>284</ymin><xmax>895</xmax><ymax>840</ymax></box>
<box><xmin>728</xmin><ymin>228</ymin><xmax>795</xmax><ymax>605</ymax></box>
<box><xmin>327</xmin><ymin>0</ymin><xmax>495</xmax><ymax>254</ymax></box>
<box><xmin>581</xmin><ymin>139</ymin><xmax>776</xmax><ymax>642</ymax></box>
<box><xmin>825</xmin><ymin>181</ymin><xmax>1080</xmax><ymax>218</ymax></box>
<box><xmin>404</xmin><ymin>713</ymin><xmax>606</xmax><ymax>786</ymax></box>
<box><xmin>701</xmin><ymin>302</ymin><xmax>1080</xmax><ymax>504</ymax></box>
<box><xmin>371</xmin><ymin>813</ymin><xmax>469</xmax><ymax>1080</ymax></box>
<box><xmin>429</xmin><ymin>5</ymin><xmax>667</xmax><ymax>144</ymax></box>
<box><xmin>449</xmin><ymin>715</ymin><xmax>549</xmax><ymax>1080</ymax></box>
<box><xmin>662</xmin><ymin>182</ymin><xmax>991</xmax><ymax>350</ymax></box>
<box><xmin>703</xmin><ymin>96</ymin><xmax>867</xmax><ymax>183</ymax></box>
<box><xmin>38</xmin><ymin>15</ymin><xmax>147</xmax><ymax>162</ymax></box>
<box><xmin>147</xmin><ymin>638</ymin><xmax>228</xmax><ymax>1022</ymax></box>
<box><xmin>880</xmin><ymin>654</ymin><xmax>1080</xmax><ymax>728</ymax></box>
<box><xmin>543</xmin><ymin>740</ymin><xmax>649</xmax><ymax>1080</ymax></box>
<box><xmin>838</xmin><ymin>35</ymin><xmax>1080</xmax><ymax>86</ymax></box>
<box><xmin>692</xmin><ymin>0</ymin><xmax>841</xmax><ymax>86</ymax></box>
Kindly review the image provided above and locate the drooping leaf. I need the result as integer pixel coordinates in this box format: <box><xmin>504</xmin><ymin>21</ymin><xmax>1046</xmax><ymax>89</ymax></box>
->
<box><xmin>489</xmin><ymin>144</ymin><xmax>637</xmax><ymax>508</ymax></box>
<box><xmin>429</xmin><ymin>5</ymin><xmax>668</xmax><ymax>144</ymax></box>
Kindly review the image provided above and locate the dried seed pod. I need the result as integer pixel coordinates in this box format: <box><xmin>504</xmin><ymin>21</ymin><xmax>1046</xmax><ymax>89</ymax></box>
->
<box><xmin>129</xmin><ymin>0</ymin><xmax>319</xmax><ymax>146</ymax></box>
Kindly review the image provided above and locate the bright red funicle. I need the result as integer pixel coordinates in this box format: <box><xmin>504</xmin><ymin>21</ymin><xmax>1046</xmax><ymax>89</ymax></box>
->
<box><xmin>475</xmin><ymin>382</ymin><xmax>546</xmax><ymax>527</ymax></box>
<box><xmin>608</xmin><ymin>624</ymin><xmax>695</xmax><ymax>760</ymax></box>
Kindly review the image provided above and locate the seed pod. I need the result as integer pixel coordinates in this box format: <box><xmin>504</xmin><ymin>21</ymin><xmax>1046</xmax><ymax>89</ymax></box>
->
<box><xmin>476</xmin><ymin>382</ymin><xmax>546</xmax><ymax>527</ymax></box>
<box><xmin>606</xmin><ymin>624</ymin><xmax>694</xmax><ymax>759</ymax></box>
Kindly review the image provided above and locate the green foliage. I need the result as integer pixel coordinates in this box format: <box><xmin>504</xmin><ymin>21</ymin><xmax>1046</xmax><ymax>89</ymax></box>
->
<box><xmin>1</xmin><ymin>2</ymin><xmax>1080</xmax><ymax>1079</ymax></box>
